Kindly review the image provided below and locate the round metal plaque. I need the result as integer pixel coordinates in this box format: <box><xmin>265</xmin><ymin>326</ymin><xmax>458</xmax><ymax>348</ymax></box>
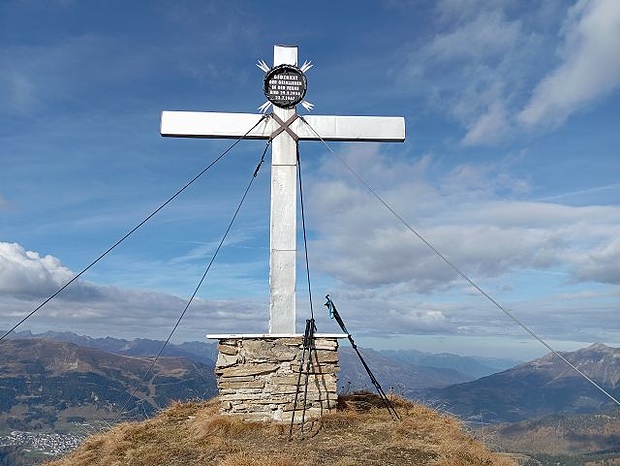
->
<box><xmin>263</xmin><ymin>64</ymin><xmax>307</xmax><ymax>109</ymax></box>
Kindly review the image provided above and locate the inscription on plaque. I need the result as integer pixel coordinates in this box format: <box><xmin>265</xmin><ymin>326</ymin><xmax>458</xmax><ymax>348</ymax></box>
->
<box><xmin>264</xmin><ymin>64</ymin><xmax>307</xmax><ymax>109</ymax></box>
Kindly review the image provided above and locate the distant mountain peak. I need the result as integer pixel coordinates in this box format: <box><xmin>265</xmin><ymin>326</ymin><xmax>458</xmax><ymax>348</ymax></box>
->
<box><xmin>432</xmin><ymin>342</ymin><xmax>620</xmax><ymax>423</ymax></box>
<box><xmin>590</xmin><ymin>342</ymin><xmax>610</xmax><ymax>348</ymax></box>
<box><xmin>582</xmin><ymin>342</ymin><xmax>618</xmax><ymax>353</ymax></box>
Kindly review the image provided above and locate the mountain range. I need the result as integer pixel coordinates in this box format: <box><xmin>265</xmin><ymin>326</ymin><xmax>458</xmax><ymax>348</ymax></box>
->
<box><xmin>0</xmin><ymin>329</ymin><xmax>518</xmax><ymax>433</ymax></box>
<box><xmin>15</xmin><ymin>330</ymin><xmax>219</xmax><ymax>366</ymax></box>
<box><xmin>427</xmin><ymin>343</ymin><xmax>620</xmax><ymax>423</ymax></box>
<box><xmin>5</xmin><ymin>331</ymin><xmax>618</xmax><ymax>426</ymax></box>
<box><xmin>5</xmin><ymin>329</ymin><xmax>516</xmax><ymax>381</ymax></box>
<box><xmin>0</xmin><ymin>337</ymin><xmax>217</xmax><ymax>433</ymax></box>
<box><xmin>2</xmin><ymin>331</ymin><xmax>620</xmax><ymax>463</ymax></box>
<box><xmin>379</xmin><ymin>348</ymin><xmax>516</xmax><ymax>379</ymax></box>
<box><xmin>339</xmin><ymin>346</ymin><xmax>472</xmax><ymax>395</ymax></box>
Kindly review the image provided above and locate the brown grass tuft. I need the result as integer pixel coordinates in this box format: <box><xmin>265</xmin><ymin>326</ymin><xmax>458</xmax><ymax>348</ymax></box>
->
<box><xmin>45</xmin><ymin>394</ymin><xmax>517</xmax><ymax>466</ymax></box>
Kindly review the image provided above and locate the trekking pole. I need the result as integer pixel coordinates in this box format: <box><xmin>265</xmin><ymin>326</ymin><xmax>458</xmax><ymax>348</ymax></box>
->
<box><xmin>325</xmin><ymin>295</ymin><xmax>400</xmax><ymax>420</ymax></box>
<box><xmin>289</xmin><ymin>318</ymin><xmax>317</xmax><ymax>439</ymax></box>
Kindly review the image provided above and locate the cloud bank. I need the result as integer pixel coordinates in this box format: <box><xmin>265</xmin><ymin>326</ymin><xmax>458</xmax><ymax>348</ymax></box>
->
<box><xmin>301</xmin><ymin>146</ymin><xmax>620</xmax><ymax>344</ymax></box>
<box><xmin>4</xmin><ymin>146</ymin><xmax>616</xmax><ymax>347</ymax></box>
<box><xmin>0</xmin><ymin>242</ymin><xmax>267</xmax><ymax>341</ymax></box>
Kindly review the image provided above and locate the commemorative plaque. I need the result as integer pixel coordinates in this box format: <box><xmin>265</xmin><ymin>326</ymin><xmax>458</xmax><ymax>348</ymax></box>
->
<box><xmin>263</xmin><ymin>64</ymin><xmax>307</xmax><ymax>109</ymax></box>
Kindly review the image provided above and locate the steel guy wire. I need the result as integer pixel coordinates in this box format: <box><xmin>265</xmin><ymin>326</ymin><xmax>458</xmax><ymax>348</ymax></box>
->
<box><xmin>298</xmin><ymin>116</ymin><xmax>620</xmax><ymax>408</ymax></box>
<box><xmin>0</xmin><ymin>115</ymin><xmax>269</xmax><ymax>342</ymax></box>
<box><xmin>112</xmin><ymin>139</ymin><xmax>271</xmax><ymax>425</ymax></box>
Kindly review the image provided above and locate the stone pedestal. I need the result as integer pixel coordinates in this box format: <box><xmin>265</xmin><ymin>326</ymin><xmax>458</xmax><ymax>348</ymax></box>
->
<box><xmin>207</xmin><ymin>334</ymin><xmax>344</xmax><ymax>422</ymax></box>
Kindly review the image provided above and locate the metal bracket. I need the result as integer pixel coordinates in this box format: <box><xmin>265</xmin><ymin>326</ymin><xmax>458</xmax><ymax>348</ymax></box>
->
<box><xmin>270</xmin><ymin>113</ymin><xmax>300</xmax><ymax>141</ymax></box>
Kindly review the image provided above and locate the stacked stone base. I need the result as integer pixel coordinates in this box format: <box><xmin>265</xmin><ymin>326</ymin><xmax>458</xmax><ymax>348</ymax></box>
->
<box><xmin>212</xmin><ymin>335</ymin><xmax>341</xmax><ymax>423</ymax></box>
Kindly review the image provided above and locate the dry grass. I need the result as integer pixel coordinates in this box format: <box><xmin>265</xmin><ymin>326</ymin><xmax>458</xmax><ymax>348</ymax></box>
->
<box><xmin>46</xmin><ymin>394</ymin><xmax>517</xmax><ymax>466</ymax></box>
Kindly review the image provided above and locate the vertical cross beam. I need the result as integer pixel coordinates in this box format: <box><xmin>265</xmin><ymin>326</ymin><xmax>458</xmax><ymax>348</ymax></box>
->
<box><xmin>269</xmin><ymin>45</ymin><xmax>298</xmax><ymax>334</ymax></box>
<box><xmin>161</xmin><ymin>44</ymin><xmax>405</xmax><ymax>337</ymax></box>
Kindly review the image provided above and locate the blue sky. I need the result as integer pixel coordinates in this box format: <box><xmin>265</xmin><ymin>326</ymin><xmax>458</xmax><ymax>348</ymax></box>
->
<box><xmin>1</xmin><ymin>0</ymin><xmax>619</xmax><ymax>360</ymax></box>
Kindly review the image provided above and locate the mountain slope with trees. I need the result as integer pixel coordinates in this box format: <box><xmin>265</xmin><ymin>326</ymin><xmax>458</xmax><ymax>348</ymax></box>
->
<box><xmin>0</xmin><ymin>338</ymin><xmax>217</xmax><ymax>433</ymax></box>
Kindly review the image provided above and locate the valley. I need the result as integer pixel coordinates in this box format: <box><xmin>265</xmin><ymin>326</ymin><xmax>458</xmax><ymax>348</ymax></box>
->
<box><xmin>2</xmin><ymin>331</ymin><xmax>620</xmax><ymax>464</ymax></box>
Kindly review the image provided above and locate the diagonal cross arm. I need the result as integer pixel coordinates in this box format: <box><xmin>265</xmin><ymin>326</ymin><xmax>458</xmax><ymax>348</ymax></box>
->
<box><xmin>270</xmin><ymin>113</ymin><xmax>300</xmax><ymax>141</ymax></box>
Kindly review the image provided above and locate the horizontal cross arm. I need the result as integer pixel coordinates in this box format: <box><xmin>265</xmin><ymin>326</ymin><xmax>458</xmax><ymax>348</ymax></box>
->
<box><xmin>161</xmin><ymin>111</ymin><xmax>406</xmax><ymax>142</ymax></box>
<box><xmin>298</xmin><ymin>115</ymin><xmax>405</xmax><ymax>142</ymax></box>
<box><xmin>161</xmin><ymin>111</ymin><xmax>271</xmax><ymax>139</ymax></box>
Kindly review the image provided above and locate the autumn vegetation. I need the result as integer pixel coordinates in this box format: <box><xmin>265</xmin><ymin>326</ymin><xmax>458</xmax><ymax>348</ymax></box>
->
<box><xmin>46</xmin><ymin>393</ymin><xmax>517</xmax><ymax>466</ymax></box>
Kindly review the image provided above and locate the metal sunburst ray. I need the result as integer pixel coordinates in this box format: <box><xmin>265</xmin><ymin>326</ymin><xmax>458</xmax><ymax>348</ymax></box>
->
<box><xmin>258</xmin><ymin>101</ymin><xmax>273</xmax><ymax>113</ymax></box>
<box><xmin>256</xmin><ymin>59</ymin><xmax>270</xmax><ymax>73</ymax></box>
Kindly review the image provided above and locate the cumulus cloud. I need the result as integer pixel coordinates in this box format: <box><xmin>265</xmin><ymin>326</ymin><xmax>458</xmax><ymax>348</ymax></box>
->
<box><xmin>0</xmin><ymin>242</ymin><xmax>76</xmax><ymax>299</ymax></box>
<box><xmin>307</xmin><ymin>148</ymin><xmax>620</xmax><ymax>294</ymax></box>
<box><xmin>518</xmin><ymin>0</ymin><xmax>620</xmax><ymax>127</ymax></box>
<box><xmin>297</xmin><ymin>148</ymin><xmax>620</xmax><ymax>344</ymax></box>
<box><xmin>571</xmin><ymin>237</ymin><xmax>620</xmax><ymax>285</ymax></box>
<box><xmin>1</xmin><ymin>139</ymin><xmax>619</xmax><ymax>345</ymax></box>
<box><xmin>0</xmin><ymin>242</ymin><xmax>268</xmax><ymax>340</ymax></box>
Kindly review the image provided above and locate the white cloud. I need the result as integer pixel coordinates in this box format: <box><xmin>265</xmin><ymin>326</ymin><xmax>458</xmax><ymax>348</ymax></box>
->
<box><xmin>398</xmin><ymin>2</ymin><xmax>530</xmax><ymax>145</ymax></box>
<box><xmin>462</xmin><ymin>102</ymin><xmax>509</xmax><ymax>145</ymax></box>
<box><xmin>427</xmin><ymin>9</ymin><xmax>521</xmax><ymax>62</ymax></box>
<box><xmin>0</xmin><ymin>242</ymin><xmax>268</xmax><ymax>340</ymax></box>
<box><xmin>0</xmin><ymin>71</ymin><xmax>37</xmax><ymax>114</ymax></box>
<box><xmin>2</xmin><ymin>0</ymin><xmax>618</xmax><ymax>354</ymax></box>
<box><xmin>435</xmin><ymin>0</ymin><xmax>518</xmax><ymax>23</ymax></box>
<box><xmin>1</xmin><ymin>147</ymin><xmax>618</xmax><ymax>348</ymax></box>
<box><xmin>307</xmin><ymin>148</ymin><xmax>620</xmax><ymax>294</ymax></box>
<box><xmin>0</xmin><ymin>242</ymin><xmax>75</xmax><ymax>298</ymax></box>
<box><xmin>571</xmin><ymin>237</ymin><xmax>620</xmax><ymax>285</ymax></box>
<box><xmin>518</xmin><ymin>0</ymin><xmax>620</xmax><ymax>126</ymax></box>
<box><xmin>398</xmin><ymin>1</ymin><xmax>620</xmax><ymax>143</ymax></box>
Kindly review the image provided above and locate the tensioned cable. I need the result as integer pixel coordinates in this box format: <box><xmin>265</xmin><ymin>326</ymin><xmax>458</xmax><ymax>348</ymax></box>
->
<box><xmin>113</xmin><ymin>140</ymin><xmax>271</xmax><ymax>425</ymax></box>
<box><xmin>296</xmin><ymin>147</ymin><xmax>315</xmax><ymax>320</ymax></box>
<box><xmin>298</xmin><ymin>116</ymin><xmax>620</xmax><ymax>408</ymax></box>
<box><xmin>288</xmin><ymin>147</ymin><xmax>319</xmax><ymax>439</ymax></box>
<box><xmin>0</xmin><ymin>115</ymin><xmax>269</xmax><ymax>342</ymax></box>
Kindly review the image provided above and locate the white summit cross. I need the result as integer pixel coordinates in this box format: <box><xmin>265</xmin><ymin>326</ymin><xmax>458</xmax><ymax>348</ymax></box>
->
<box><xmin>161</xmin><ymin>45</ymin><xmax>405</xmax><ymax>335</ymax></box>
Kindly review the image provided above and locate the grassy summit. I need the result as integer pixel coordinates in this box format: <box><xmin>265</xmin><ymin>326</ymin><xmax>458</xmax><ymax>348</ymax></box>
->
<box><xmin>46</xmin><ymin>394</ymin><xmax>517</xmax><ymax>466</ymax></box>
